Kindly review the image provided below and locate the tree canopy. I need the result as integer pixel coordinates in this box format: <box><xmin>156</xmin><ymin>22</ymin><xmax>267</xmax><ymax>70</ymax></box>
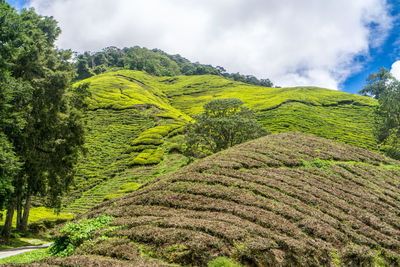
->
<box><xmin>184</xmin><ymin>98</ymin><xmax>269</xmax><ymax>158</ymax></box>
<box><xmin>360</xmin><ymin>68</ymin><xmax>400</xmax><ymax>159</ymax></box>
<box><xmin>75</xmin><ymin>46</ymin><xmax>274</xmax><ymax>87</ymax></box>
<box><xmin>0</xmin><ymin>1</ymin><xmax>86</xmax><ymax>236</ymax></box>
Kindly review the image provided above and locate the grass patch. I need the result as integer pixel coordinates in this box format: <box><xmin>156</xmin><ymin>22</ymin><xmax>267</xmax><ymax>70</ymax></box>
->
<box><xmin>0</xmin><ymin>207</ymin><xmax>74</xmax><ymax>228</ymax></box>
<box><xmin>103</xmin><ymin>182</ymin><xmax>142</xmax><ymax>200</ymax></box>
<box><xmin>0</xmin><ymin>235</ymin><xmax>50</xmax><ymax>250</ymax></box>
<box><xmin>208</xmin><ymin>257</ymin><xmax>243</xmax><ymax>267</ymax></box>
<box><xmin>0</xmin><ymin>248</ymin><xmax>50</xmax><ymax>264</ymax></box>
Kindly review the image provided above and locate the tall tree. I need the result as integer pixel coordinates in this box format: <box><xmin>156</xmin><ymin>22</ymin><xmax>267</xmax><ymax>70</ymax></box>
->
<box><xmin>0</xmin><ymin>2</ymin><xmax>86</xmax><ymax>236</ymax></box>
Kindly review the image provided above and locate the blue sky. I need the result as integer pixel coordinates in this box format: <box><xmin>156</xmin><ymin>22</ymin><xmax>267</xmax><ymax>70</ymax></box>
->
<box><xmin>341</xmin><ymin>0</ymin><xmax>400</xmax><ymax>93</ymax></box>
<box><xmin>5</xmin><ymin>0</ymin><xmax>26</xmax><ymax>11</ymax></box>
<box><xmin>5</xmin><ymin>0</ymin><xmax>400</xmax><ymax>94</ymax></box>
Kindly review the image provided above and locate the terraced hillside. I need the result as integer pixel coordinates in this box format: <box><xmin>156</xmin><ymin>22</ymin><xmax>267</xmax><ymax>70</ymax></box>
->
<box><xmin>64</xmin><ymin>71</ymin><xmax>191</xmax><ymax>213</ymax></box>
<box><xmin>154</xmin><ymin>75</ymin><xmax>377</xmax><ymax>149</ymax></box>
<box><xmin>66</xmin><ymin>70</ymin><xmax>377</xmax><ymax>213</ymax></box>
<box><xmin>42</xmin><ymin>133</ymin><xmax>400</xmax><ymax>266</ymax></box>
<box><xmin>80</xmin><ymin>70</ymin><xmax>377</xmax><ymax>149</ymax></box>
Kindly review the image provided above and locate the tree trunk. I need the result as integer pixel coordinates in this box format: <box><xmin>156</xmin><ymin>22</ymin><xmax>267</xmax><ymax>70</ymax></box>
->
<box><xmin>16</xmin><ymin>195</ymin><xmax>22</xmax><ymax>231</ymax></box>
<box><xmin>20</xmin><ymin>194</ymin><xmax>31</xmax><ymax>232</ymax></box>
<box><xmin>1</xmin><ymin>202</ymin><xmax>15</xmax><ymax>239</ymax></box>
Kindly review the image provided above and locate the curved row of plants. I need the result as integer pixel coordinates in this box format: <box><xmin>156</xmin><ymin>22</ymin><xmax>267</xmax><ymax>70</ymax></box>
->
<box><xmin>36</xmin><ymin>133</ymin><xmax>400</xmax><ymax>266</ymax></box>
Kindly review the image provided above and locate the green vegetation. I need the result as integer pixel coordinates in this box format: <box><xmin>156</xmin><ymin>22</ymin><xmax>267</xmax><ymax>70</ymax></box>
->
<box><xmin>2</xmin><ymin>4</ymin><xmax>392</xmax><ymax>267</ymax></box>
<box><xmin>103</xmin><ymin>182</ymin><xmax>141</xmax><ymax>201</ymax></box>
<box><xmin>75</xmin><ymin>46</ymin><xmax>273</xmax><ymax>87</ymax></box>
<box><xmin>63</xmin><ymin>71</ymin><xmax>192</xmax><ymax>213</ymax></box>
<box><xmin>207</xmin><ymin>257</ymin><xmax>243</xmax><ymax>267</ymax></box>
<box><xmin>62</xmin><ymin>69</ymin><xmax>378</xmax><ymax>214</ymax></box>
<box><xmin>0</xmin><ymin>248</ymin><xmax>50</xmax><ymax>264</ymax></box>
<box><xmin>0</xmin><ymin>236</ymin><xmax>49</xmax><ymax>250</ymax></box>
<box><xmin>75</xmin><ymin>70</ymin><xmax>377</xmax><ymax>151</ymax></box>
<box><xmin>0</xmin><ymin>207</ymin><xmax>74</xmax><ymax>228</ymax></box>
<box><xmin>185</xmin><ymin>98</ymin><xmax>269</xmax><ymax>158</ymax></box>
<box><xmin>44</xmin><ymin>133</ymin><xmax>400</xmax><ymax>266</ymax></box>
<box><xmin>360</xmin><ymin>68</ymin><xmax>400</xmax><ymax>159</ymax></box>
<box><xmin>0</xmin><ymin>2</ymin><xmax>87</xmax><ymax>237</ymax></box>
<box><xmin>359</xmin><ymin>67</ymin><xmax>391</xmax><ymax>99</ymax></box>
<box><xmin>50</xmin><ymin>215</ymin><xmax>115</xmax><ymax>257</ymax></box>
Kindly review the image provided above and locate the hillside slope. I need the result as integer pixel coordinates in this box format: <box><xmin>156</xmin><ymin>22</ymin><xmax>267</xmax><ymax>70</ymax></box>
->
<box><xmin>43</xmin><ymin>133</ymin><xmax>400</xmax><ymax>266</ymax></box>
<box><xmin>66</xmin><ymin>70</ymin><xmax>377</xmax><ymax>213</ymax></box>
<box><xmin>65</xmin><ymin>71</ymin><xmax>191</xmax><ymax>213</ymax></box>
<box><xmin>77</xmin><ymin>70</ymin><xmax>377</xmax><ymax>149</ymax></box>
<box><xmin>140</xmin><ymin>72</ymin><xmax>377</xmax><ymax>149</ymax></box>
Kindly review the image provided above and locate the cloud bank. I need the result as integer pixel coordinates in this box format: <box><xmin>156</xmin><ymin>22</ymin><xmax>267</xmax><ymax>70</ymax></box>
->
<box><xmin>29</xmin><ymin>0</ymin><xmax>392</xmax><ymax>89</ymax></box>
<box><xmin>391</xmin><ymin>60</ymin><xmax>400</xmax><ymax>80</ymax></box>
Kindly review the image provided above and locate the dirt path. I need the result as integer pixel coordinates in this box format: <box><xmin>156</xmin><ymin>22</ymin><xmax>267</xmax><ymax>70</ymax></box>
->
<box><xmin>0</xmin><ymin>243</ymin><xmax>52</xmax><ymax>260</ymax></box>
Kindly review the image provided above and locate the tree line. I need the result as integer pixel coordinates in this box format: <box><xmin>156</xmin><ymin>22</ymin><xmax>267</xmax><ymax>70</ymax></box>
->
<box><xmin>75</xmin><ymin>46</ymin><xmax>275</xmax><ymax>87</ymax></box>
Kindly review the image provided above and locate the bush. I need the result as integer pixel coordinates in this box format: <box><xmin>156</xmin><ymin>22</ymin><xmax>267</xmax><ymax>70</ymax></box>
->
<box><xmin>129</xmin><ymin>149</ymin><xmax>164</xmax><ymax>166</ymax></box>
<box><xmin>50</xmin><ymin>215</ymin><xmax>115</xmax><ymax>257</ymax></box>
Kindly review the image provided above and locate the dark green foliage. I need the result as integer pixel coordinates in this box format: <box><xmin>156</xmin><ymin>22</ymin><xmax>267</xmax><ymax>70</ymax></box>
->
<box><xmin>185</xmin><ymin>98</ymin><xmax>269</xmax><ymax>158</ymax></box>
<box><xmin>76</xmin><ymin>53</ymin><xmax>94</xmax><ymax>80</ymax></box>
<box><xmin>74</xmin><ymin>46</ymin><xmax>274</xmax><ymax>87</ymax></box>
<box><xmin>222</xmin><ymin>72</ymin><xmax>273</xmax><ymax>87</ymax></box>
<box><xmin>0</xmin><ymin>133</ymin><xmax>19</xmax><ymax>210</ymax></box>
<box><xmin>0</xmin><ymin>71</ymin><xmax>32</xmax><ymax>211</ymax></box>
<box><xmin>0</xmin><ymin>1</ymin><xmax>87</xmax><ymax>234</ymax></box>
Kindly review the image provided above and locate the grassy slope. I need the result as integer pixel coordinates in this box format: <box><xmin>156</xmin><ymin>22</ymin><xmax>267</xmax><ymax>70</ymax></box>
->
<box><xmin>150</xmin><ymin>74</ymin><xmax>377</xmax><ymax>149</ymax></box>
<box><xmin>46</xmin><ymin>133</ymin><xmax>400</xmax><ymax>266</ymax></box>
<box><xmin>65</xmin><ymin>70</ymin><xmax>377</xmax><ymax>213</ymax></box>
<box><xmin>65</xmin><ymin>71</ymin><xmax>190</xmax><ymax>213</ymax></box>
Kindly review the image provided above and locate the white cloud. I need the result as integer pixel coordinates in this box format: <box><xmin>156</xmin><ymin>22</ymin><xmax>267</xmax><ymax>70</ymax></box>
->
<box><xmin>391</xmin><ymin>61</ymin><xmax>400</xmax><ymax>80</ymax></box>
<box><xmin>28</xmin><ymin>0</ymin><xmax>392</xmax><ymax>90</ymax></box>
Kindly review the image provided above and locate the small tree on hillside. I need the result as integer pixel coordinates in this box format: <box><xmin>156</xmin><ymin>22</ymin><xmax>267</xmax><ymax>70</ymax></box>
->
<box><xmin>184</xmin><ymin>98</ymin><xmax>269</xmax><ymax>158</ymax></box>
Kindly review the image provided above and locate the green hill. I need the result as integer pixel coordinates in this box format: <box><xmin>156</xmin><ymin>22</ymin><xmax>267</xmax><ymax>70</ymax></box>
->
<box><xmin>37</xmin><ymin>133</ymin><xmax>400</xmax><ymax>266</ymax></box>
<box><xmin>64</xmin><ymin>70</ymin><xmax>377</xmax><ymax>213</ymax></box>
<box><xmin>64</xmin><ymin>71</ymin><xmax>191</xmax><ymax>213</ymax></box>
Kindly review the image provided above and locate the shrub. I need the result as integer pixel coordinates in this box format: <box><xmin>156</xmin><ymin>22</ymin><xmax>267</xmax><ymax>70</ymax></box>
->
<box><xmin>130</xmin><ymin>149</ymin><xmax>164</xmax><ymax>166</ymax></box>
<box><xmin>50</xmin><ymin>215</ymin><xmax>115</xmax><ymax>257</ymax></box>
